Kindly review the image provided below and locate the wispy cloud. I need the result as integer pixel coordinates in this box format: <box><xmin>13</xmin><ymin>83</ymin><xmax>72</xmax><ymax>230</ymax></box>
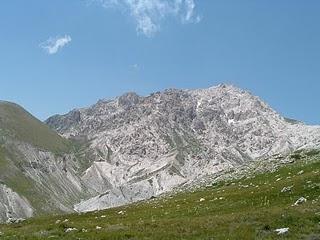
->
<box><xmin>40</xmin><ymin>35</ymin><xmax>72</xmax><ymax>55</ymax></box>
<box><xmin>92</xmin><ymin>0</ymin><xmax>201</xmax><ymax>37</ymax></box>
<box><xmin>184</xmin><ymin>0</ymin><xmax>201</xmax><ymax>23</ymax></box>
<box><xmin>130</xmin><ymin>63</ymin><xmax>140</xmax><ymax>71</ymax></box>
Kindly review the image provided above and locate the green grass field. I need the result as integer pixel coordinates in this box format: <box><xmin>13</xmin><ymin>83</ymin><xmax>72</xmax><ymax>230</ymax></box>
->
<box><xmin>0</xmin><ymin>152</ymin><xmax>319</xmax><ymax>240</ymax></box>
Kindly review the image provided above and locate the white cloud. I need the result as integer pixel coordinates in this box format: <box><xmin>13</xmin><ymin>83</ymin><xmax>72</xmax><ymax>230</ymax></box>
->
<box><xmin>94</xmin><ymin>0</ymin><xmax>200</xmax><ymax>37</ymax></box>
<box><xmin>184</xmin><ymin>0</ymin><xmax>201</xmax><ymax>23</ymax></box>
<box><xmin>130</xmin><ymin>63</ymin><xmax>140</xmax><ymax>70</ymax></box>
<box><xmin>40</xmin><ymin>35</ymin><xmax>72</xmax><ymax>55</ymax></box>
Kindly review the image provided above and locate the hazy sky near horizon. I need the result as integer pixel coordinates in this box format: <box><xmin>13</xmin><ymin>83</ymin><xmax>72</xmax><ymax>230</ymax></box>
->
<box><xmin>1</xmin><ymin>0</ymin><xmax>320</xmax><ymax>124</ymax></box>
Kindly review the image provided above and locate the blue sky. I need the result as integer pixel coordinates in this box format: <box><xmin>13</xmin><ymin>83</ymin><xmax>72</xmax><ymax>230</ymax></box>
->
<box><xmin>1</xmin><ymin>0</ymin><xmax>320</xmax><ymax>124</ymax></box>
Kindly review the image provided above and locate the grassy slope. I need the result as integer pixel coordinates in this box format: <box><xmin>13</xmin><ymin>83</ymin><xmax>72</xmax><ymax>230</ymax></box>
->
<box><xmin>0</xmin><ymin>101</ymin><xmax>75</xmax><ymax>214</ymax></box>
<box><xmin>0</xmin><ymin>153</ymin><xmax>319</xmax><ymax>239</ymax></box>
<box><xmin>0</xmin><ymin>101</ymin><xmax>70</xmax><ymax>153</ymax></box>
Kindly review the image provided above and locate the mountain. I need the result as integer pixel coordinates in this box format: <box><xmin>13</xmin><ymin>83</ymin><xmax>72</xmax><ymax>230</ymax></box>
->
<box><xmin>0</xmin><ymin>85</ymin><xmax>319</xmax><ymax>223</ymax></box>
<box><xmin>45</xmin><ymin>84</ymin><xmax>320</xmax><ymax>212</ymax></box>
<box><xmin>0</xmin><ymin>101</ymin><xmax>94</xmax><ymax>222</ymax></box>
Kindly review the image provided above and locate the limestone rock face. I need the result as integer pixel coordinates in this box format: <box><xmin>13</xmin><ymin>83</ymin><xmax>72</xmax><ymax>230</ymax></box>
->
<box><xmin>0</xmin><ymin>184</ymin><xmax>33</xmax><ymax>222</ymax></box>
<box><xmin>46</xmin><ymin>85</ymin><xmax>320</xmax><ymax>212</ymax></box>
<box><xmin>0</xmin><ymin>139</ymin><xmax>92</xmax><ymax>222</ymax></box>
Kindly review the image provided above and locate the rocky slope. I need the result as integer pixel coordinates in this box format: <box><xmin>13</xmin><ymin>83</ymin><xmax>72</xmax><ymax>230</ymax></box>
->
<box><xmin>46</xmin><ymin>84</ymin><xmax>320</xmax><ymax>212</ymax></box>
<box><xmin>0</xmin><ymin>101</ymin><xmax>94</xmax><ymax>222</ymax></box>
<box><xmin>0</xmin><ymin>184</ymin><xmax>33</xmax><ymax>222</ymax></box>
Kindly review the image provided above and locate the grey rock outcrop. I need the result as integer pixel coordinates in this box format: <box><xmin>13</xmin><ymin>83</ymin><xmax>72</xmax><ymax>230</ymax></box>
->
<box><xmin>0</xmin><ymin>184</ymin><xmax>33</xmax><ymax>222</ymax></box>
<box><xmin>46</xmin><ymin>84</ymin><xmax>320</xmax><ymax>212</ymax></box>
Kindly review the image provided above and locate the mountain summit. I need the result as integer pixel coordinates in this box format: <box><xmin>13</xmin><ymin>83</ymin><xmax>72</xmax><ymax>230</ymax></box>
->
<box><xmin>45</xmin><ymin>85</ymin><xmax>320</xmax><ymax>212</ymax></box>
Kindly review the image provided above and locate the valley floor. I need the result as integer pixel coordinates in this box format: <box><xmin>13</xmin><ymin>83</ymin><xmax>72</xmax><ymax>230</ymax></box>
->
<box><xmin>0</xmin><ymin>151</ymin><xmax>320</xmax><ymax>240</ymax></box>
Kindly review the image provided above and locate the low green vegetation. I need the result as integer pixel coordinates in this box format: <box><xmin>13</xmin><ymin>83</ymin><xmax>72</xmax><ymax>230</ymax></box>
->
<box><xmin>0</xmin><ymin>101</ymin><xmax>70</xmax><ymax>153</ymax></box>
<box><xmin>1</xmin><ymin>151</ymin><xmax>319</xmax><ymax>239</ymax></box>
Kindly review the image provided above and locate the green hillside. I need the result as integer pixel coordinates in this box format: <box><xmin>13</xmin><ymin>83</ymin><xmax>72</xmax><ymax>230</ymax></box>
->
<box><xmin>1</xmin><ymin>150</ymin><xmax>319</xmax><ymax>240</ymax></box>
<box><xmin>0</xmin><ymin>101</ymin><xmax>82</xmax><ymax>216</ymax></box>
<box><xmin>0</xmin><ymin>101</ymin><xmax>70</xmax><ymax>152</ymax></box>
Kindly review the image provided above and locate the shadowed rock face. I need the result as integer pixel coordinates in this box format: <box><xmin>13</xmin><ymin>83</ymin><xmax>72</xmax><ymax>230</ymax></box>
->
<box><xmin>46</xmin><ymin>85</ymin><xmax>320</xmax><ymax>212</ymax></box>
<box><xmin>45</xmin><ymin>110</ymin><xmax>81</xmax><ymax>133</ymax></box>
<box><xmin>117</xmin><ymin>92</ymin><xmax>141</xmax><ymax>108</ymax></box>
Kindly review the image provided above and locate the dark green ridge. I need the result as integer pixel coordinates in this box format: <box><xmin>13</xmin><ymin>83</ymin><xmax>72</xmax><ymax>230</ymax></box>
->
<box><xmin>0</xmin><ymin>101</ymin><xmax>70</xmax><ymax>153</ymax></box>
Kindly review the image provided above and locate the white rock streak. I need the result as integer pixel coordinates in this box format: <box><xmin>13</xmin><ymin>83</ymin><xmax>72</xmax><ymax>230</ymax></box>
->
<box><xmin>0</xmin><ymin>184</ymin><xmax>33</xmax><ymax>221</ymax></box>
<box><xmin>274</xmin><ymin>228</ymin><xmax>289</xmax><ymax>235</ymax></box>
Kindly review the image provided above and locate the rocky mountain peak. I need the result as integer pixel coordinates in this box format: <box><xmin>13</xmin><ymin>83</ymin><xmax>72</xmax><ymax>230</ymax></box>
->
<box><xmin>0</xmin><ymin>85</ymin><xmax>319</xmax><ymax>221</ymax></box>
<box><xmin>43</xmin><ymin>85</ymin><xmax>320</xmax><ymax>212</ymax></box>
<box><xmin>117</xmin><ymin>92</ymin><xmax>141</xmax><ymax>108</ymax></box>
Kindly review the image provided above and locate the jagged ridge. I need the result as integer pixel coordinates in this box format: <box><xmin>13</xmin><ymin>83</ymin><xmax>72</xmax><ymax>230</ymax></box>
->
<box><xmin>46</xmin><ymin>84</ymin><xmax>320</xmax><ymax>212</ymax></box>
